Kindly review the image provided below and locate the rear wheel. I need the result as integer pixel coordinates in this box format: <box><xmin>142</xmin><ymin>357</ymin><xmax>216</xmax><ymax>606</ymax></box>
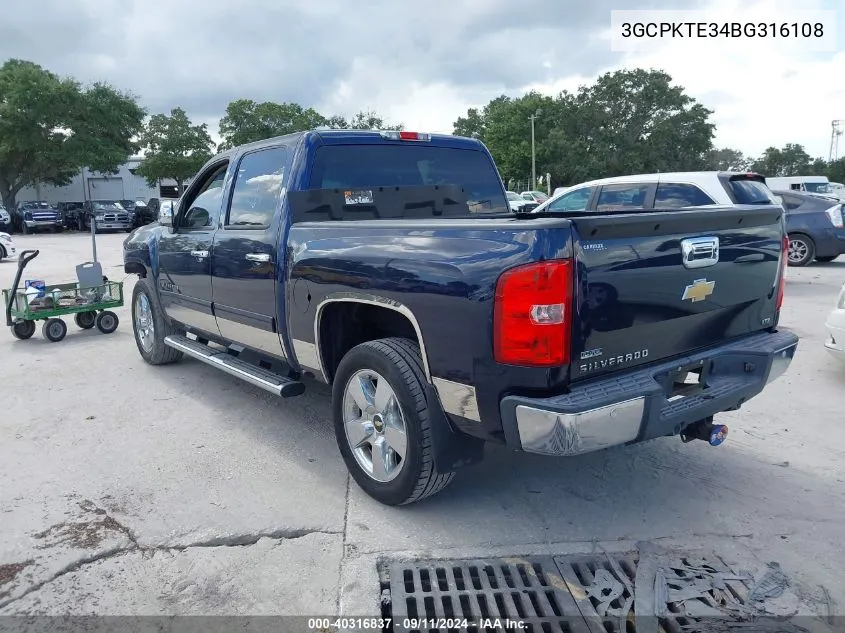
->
<box><xmin>332</xmin><ymin>337</ymin><xmax>454</xmax><ymax>506</ymax></box>
<box><xmin>816</xmin><ymin>255</ymin><xmax>838</xmax><ymax>263</ymax></box>
<box><xmin>42</xmin><ymin>318</ymin><xmax>67</xmax><ymax>342</ymax></box>
<box><xmin>132</xmin><ymin>277</ymin><xmax>183</xmax><ymax>365</ymax></box>
<box><xmin>11</xmin><ymin>320</ymin><xmax>35</xmax><ymax>340</ymax></box>
<box><xmin>787</xmin><ymin>234</ymin><xmax>815</xmax><ymax>267</ymax></box>
<box><xmin>74</xmin><ymin>311</ymin><xmax>96</xmax><ymax>329</ymax></box>
<box><xmin>95</xmin><ymin>310</ymin><xmax>119</xmax><ymax>334</ymax></box>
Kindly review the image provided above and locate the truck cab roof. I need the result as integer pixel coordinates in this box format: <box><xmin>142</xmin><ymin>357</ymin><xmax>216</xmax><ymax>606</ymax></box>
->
<box><xmin>214</xmin><ymin>129</ymin><xmax>485</xmax><ymax>159</ymax></box>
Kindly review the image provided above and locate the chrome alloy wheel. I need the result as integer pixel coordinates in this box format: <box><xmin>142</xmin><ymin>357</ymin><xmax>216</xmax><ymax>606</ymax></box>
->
<box><xmin>134</xmin><ymin>291</ymin><xmax>155</xmax><ymax>352</ymax></box>
<box><xmin>788</xmin><ymin>238</ymin><xmax>809</xmax><ymax>264</ymax></box>
<box><xmin>342</xmin><ymin>369</ymin><xmax>408</xmax><ymax>482</ymax></box>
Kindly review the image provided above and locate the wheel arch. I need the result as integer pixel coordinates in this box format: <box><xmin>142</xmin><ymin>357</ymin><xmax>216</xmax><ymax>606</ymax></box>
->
<box><xmin>313</xmin><ymin>293</ymin><xmax>431</xmax><ymax>384</ymax></box>
<box><xmin>124</xmin><ymin>261</ymin><xmax>147</xmax><ymax>277</ymax></box>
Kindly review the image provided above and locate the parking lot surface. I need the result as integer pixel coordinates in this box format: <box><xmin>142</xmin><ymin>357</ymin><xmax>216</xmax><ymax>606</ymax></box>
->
<box><xmin>1</xmin><ymin>232</ymin><xmax>843</xmax><ymax>622</ymax></box>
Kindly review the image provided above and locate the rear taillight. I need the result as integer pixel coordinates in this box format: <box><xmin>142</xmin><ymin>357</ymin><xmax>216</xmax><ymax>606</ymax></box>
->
<box><xmin>776</xmin><ymin>235</ymin><xmax>788</xmax><ymax>311</ymax></box>
<box><xmin>824</xmin><ymin>204</ymin><xmax>844</xmax><ymax>228</ymax></box>
<box><xmin>494</xmin><ymin>260</ymin><xmax>573</xmax><ymax>367</ymax></box>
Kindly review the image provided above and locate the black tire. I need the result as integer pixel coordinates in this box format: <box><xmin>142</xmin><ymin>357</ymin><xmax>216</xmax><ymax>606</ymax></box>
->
<box><xmin>332</xmin><ymin>337</ymin><xmax>455</xmax><ymax>506</ymax></box>
<box><xmin>11</xmin><ymin>320</ymin><xmax>35</xmax><ymax>340</ymax></box>
<box><xmin>0</xmin><ymin>244</ymin><xmax>5</xmax><ymax>262</ymax></box>
<box><xmin>42</xmin><ymin>318</ymin><xmax>67</xmax><ymax>342</ymax></box>
<box><xmin>95</xmin><ymin>310</ymin><xmax>119</xmax><ymax>334</ymax></box>
<box><xmin>787</xmin><ymin>234</ymin><xmax>815</xmax><ymax>267</ymax></box>
<box><xmin>131</xmin><ymin>277</ymin><xmax>183</xmax><ymax>365</ymax></box>
<box><xmin>816</xmin><ymin>255</ymin><xmax>838</xmax><ymax>263</ymax></box>
<box><xmin>74</xmin><ymin>311</ymin><xmax>96</xmax><ymax>329</ymax></box>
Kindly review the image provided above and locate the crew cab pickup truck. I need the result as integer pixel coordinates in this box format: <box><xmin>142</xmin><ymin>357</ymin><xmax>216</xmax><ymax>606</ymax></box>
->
<box><xmin>123</xmin><ymin>130</ymin><xmax>799</xmax><ymax>506</ymax></box>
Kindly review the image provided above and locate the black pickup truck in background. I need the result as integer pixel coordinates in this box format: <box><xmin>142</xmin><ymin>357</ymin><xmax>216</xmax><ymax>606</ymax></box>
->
<box><xmin>124</xmin><ymin>130</ymin><xmax>798</xmax><ymax>505</ymax></box>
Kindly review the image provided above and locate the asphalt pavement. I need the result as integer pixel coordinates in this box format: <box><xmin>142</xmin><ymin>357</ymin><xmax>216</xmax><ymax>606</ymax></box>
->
<box><xmin>0</xmin><ymin>232</ymin><xmax>843</xmax><ymax>626</ymax></box>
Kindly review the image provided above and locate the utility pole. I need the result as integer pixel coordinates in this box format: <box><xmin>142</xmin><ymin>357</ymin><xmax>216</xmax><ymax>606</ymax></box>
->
<box><xmin>529</xmin><ymin>111</ymin><xmax>541</xmax><ymax>189</ymax></box>
<box><xmin>830</xmin><ymin>120</ymin><xmax>842</xmax><ymax>162</ymax></box>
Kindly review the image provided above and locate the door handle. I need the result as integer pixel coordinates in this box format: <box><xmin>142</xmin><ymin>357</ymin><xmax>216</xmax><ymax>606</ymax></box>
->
<box><xmin>190</xmin><ymin>250</ymin><xmax>209</xmax><ymax>259</ymax></box>
<box><xmin>245</xmin><ymin>253</ymin><xmax>270</xmax><ymax>263</ymax></box>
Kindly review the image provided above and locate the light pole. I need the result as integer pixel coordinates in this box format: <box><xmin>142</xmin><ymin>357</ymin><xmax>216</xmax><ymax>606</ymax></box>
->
<box><xmin>529</xmin><ymin>110</ymin><xmax>541</xmax><ymax>190</ymax></box>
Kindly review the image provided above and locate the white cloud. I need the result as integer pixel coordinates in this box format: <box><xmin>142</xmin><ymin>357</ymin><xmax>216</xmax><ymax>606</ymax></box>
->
<box><xmin>318</xmin><ymin>0</ymin><xmax>844</xmax><ymax>162</ymax></box>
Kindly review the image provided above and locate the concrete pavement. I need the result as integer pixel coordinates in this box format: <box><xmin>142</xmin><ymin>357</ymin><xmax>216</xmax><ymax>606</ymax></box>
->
<box><xmin>0</xmin><ymin>231</ymin><xmax>842</xmax><ymax>623</ymax></box>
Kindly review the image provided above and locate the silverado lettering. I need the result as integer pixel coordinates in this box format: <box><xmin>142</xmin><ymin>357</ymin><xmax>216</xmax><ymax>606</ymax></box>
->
<box><xmin>580</xmin><ymin>349</ymin><xmax>650</xmax><ymax>373</ymax></box>
<box><xmin>122</xmin><ymin>130</ymin><xmax>799</xmax><ymax>506</ymax></box>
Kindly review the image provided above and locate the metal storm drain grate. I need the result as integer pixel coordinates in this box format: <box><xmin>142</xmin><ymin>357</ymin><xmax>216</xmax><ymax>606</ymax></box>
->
<box><xmin>381</xmin><ymin>544</ymin><xmax>816</xmax><ymax>633</ymax></box>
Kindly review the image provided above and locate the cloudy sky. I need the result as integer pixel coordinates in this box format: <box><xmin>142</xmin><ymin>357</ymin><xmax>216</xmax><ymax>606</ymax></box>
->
<box><xmin>1</xmin><ymin>0</ymin><xmax>843</xmax><ymax>161</ymax></box>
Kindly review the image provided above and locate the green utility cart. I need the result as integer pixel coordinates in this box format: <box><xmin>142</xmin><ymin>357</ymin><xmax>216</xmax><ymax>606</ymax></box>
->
<box><xmin>4</xmin><ymin>216</ymin><xmax>125</xmax><ymax>342</ymax></box>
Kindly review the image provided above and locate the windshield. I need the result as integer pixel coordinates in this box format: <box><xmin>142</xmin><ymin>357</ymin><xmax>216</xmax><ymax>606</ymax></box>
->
<box><xmin>93</xmin><ymin>201</ymin><xmax>124</xmax><ymax>210</ymax></box>
<box><xmin>24</xmin><ymin>202</ymin><xmax>52</xmax><ymax>209</ymax></box>
<box><xmin>804</xmin><ymin>182</ymin><xmax>831</xmax><ymax>193</ymax></box>
<box><xmin>308</xmin><ymin>144</ymin><xmax>509</xmax><ymax>214</ymax></box>
<box><xmin>506</xmin><ymin>192</ymin><xmax>521</xmax><ymax>201</ymax></box>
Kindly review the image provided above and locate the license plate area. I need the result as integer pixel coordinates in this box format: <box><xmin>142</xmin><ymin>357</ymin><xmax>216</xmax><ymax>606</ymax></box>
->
<box><xmin>664</xmin><ymin>359</ymin><xmax>707</xmax><ymax>402</ymax></box>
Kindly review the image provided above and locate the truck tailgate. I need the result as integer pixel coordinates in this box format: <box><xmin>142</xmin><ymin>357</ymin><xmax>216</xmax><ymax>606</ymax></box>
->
<box><xmin>569</xmin><ymin>205</ymin><xmax>785</xmax><ymax>381</ymax></box>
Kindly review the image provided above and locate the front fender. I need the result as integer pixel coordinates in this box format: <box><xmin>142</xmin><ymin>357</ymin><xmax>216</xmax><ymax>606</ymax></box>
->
<box><xmin>123</xmin><ymin>223</ymin><xmax>163</xmax><ymax>279</ymax></box>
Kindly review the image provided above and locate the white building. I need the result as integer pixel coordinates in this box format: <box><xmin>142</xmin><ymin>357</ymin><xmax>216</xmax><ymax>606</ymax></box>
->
<box><xmin>17</xmin><ymin>157</ymin><xmax>187</xmax><ymax>204</ymax></box>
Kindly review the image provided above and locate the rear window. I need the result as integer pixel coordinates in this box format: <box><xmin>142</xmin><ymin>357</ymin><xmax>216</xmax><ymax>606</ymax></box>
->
<box><xmin>595</xmin><ymin>183</ymin><xmax>651</xmax><ymax>211</ymax></box>
<box><xmin>308</xmin><ymin>145</ymin><xmax>508</xmax><ymax>214</ymax></box>
<box><xmin>727</xmin><ymin>178</ymin><xmax>774</xmax><ymax>204</ymax></box>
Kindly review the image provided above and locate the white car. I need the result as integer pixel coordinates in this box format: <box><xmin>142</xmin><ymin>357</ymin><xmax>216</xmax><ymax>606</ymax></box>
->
<box><xmin>0</xmin><ymin>232</ymin><xmax>17</xmax><ymax>262</ymax></box>
<box><xmin>825</xmin><ymin>282</ymin><xmax>845</xmax><ymax>363</ymax></box>
<box><xmin>536</xmin><ymin>171</ymin><xmax>777</xmax><ymax>214</ymax></box>
<box><xmin>520</xmin><ymin>190</ymin><xmax>549</xmax><ymax>204</ymax></box>
<box><xmin>506</xmin><ymin>191</ymin><xmax>539</xmax><ymax>212</ymax></box>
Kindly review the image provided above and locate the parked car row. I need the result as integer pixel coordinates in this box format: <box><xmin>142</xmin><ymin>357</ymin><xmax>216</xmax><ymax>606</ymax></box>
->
<box><xmin>0</xmin><ymin>199</ymin><xmax>160</xmax><ymax>235</ymax></box>
<box><xmin>538</xmin><ymin>171</ymin><xmax>845</xmax><ymax>267</ymax></box>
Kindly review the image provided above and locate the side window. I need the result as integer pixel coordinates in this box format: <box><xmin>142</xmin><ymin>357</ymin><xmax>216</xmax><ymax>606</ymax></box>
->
<box><xmin>227</xmin><ymin>146</ymin><xmax>287</xmax><ymax>227</ymax></box>
<box><xmin>654</xmin><ymin>183</ymin><xmax>716</xmax><ymax>209</ymax></box>
<box><xmin>790</xmin><ymin>183</ymin><xmax>802</xmax><ymax>191</ymax></box>
<box><xmin>179</xmin><ymin>164</ymin><xmax>228</xmax><ymax>229</ymax></box>
<box><xmin>548</xmin><ymin>186</ymin><xmax>595</xmax><ymax>212</ymax></box>
<box><xmin>521</xmin><ymin>193</ymin><xmax>533</xmax><ymax>201</ymax></box>
<box><xmin>595</xmin><ymin>183</ymin><xmax>652</xmax><ymax>211</ymax></box>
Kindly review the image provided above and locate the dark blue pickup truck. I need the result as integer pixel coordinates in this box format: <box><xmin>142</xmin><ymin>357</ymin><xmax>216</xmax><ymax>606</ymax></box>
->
<box><xmin>123</xmin><ymin>129</ymin><xmax>799</xmax><ymax>505</ymax></box>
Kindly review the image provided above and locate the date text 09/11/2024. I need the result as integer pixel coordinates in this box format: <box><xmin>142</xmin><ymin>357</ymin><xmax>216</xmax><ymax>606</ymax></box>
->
<box><xmin>307</xmin><ymin>618</ymin><xmax>528</xmax><ymax>630</ymax></box>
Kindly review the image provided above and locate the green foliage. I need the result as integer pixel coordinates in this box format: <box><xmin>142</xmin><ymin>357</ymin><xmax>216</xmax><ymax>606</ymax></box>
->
<box><xmin>335</xmin><ymin>110</ymin><xmax>404</xmax><ymax>131</ymax></box>
<box><xmin>135</xmin><ymin>107</ymin><xmax>215</xmax><ymax>189</ymax></box>
<box><xmin>218</xmin><ymin>99</ymin><xmax>327</xmax><ymax>150</ymax></box>
<box><xmin>0</xmin><ymin>58</ymin><xmax>145</xmax><ymax>209</ymax></box>
<box><xmin>453</xmin><ymin>69</ymin><xmax>715</xmax><ymax>188</ymax></box>
<box><xmin>750</xmin><ymin>143</ymin><xmax>815</xmax><ymax>177</ymax></box>
<box><xmin>705</xmin><ymin>148</ymin><xmax>752</xmax><ymax>171</ymax></box>
<box><xmin>827</xmin><ymin>158</ymin><xmax>845</xmax><ymax>184</ymax></box>
<box><xmin>218</xmin><ymin>100</ymin><xmax>402</xmax><ymax>149</ymax></box>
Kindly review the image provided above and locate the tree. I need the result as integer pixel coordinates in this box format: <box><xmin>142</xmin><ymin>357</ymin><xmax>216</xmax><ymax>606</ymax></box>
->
<box><xmin>453</xmin><ymin>107</ymin><xmax>486</xmax><ymax>139</ymax></box>
<box><xmin>706</xmin><ymin>148</ymin><xmax>751</xmax><ymax>171</ymax></box>
<box><xmin>827</xmin><ymin>158</ymin><xmax>845</xmax><ymax>184</ymax></box>
<box><xmin>452</xmin><ymin>69</ymin><xmax>716</xmax><ymax>189</ymax></box>
<box><xmin>0</xmin><ymin>59</ymin><xmax>145</xmax><ymax>210</ymax></box>
<box><xmin>331</xmin><ymin>109</ymin><xmax>403</xmax><ymax>130</ymax></box>
<box><xmin>750</xmin><ymin>143</ymin><xmax>815</xmax><ymax>177</ymax></box>
<box><xmin>218</xmin><ymin>99</ymin><xmax>328</xmax><ymax>149</ymax></box>
<box><xmin>135</xmin><ymin>107</ymin><xmax>215</xmax><ymax>191</ymax></box>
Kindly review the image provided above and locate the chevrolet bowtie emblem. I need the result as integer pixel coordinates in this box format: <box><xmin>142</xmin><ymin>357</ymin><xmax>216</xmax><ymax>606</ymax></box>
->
<box><xmin>682</xmin><ymin>278</ymin><xmax>715</xmax><ymax>303</ymax></box>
